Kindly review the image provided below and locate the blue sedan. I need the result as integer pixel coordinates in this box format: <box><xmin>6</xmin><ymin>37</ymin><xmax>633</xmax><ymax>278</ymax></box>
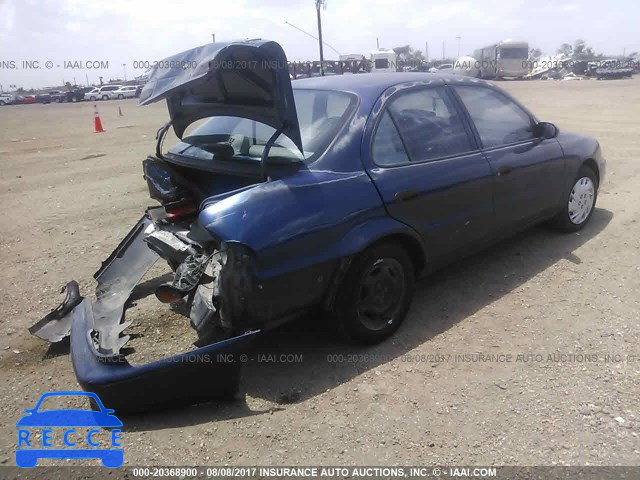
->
<box><xmin>31</xmin><ymin>40</ymin><xmax>605</xmax><ymax>412</ymax></box>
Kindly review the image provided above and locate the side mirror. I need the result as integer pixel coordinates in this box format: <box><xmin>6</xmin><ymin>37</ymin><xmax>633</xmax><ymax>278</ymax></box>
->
<box><xmin>536</xmin><ymin>121</ymin><xmax>559</xmax><ymax>139</ymax></box>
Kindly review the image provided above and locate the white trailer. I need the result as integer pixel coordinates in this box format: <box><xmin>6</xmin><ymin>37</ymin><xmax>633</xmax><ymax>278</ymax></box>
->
<box><xmin>370</xmin><ymin>49</ymin><xmax>398</xmax><ymax>73</ymax></box>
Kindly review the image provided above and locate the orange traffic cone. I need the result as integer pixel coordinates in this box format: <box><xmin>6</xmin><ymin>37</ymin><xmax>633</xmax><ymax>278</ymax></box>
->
<box><xmin>118</xmin><ymin>106</ymin><xmax>123</xmax><ymax>117</ymax></box>
<box><xmin>94</xmin><ymin>104</ymin><xmax>105</xmax><ymax>133</ymax></box>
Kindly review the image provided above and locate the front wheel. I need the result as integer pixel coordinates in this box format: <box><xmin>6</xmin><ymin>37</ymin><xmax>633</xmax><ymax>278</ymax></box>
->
<box><xmin>102</xmin><ymin>95</ymin><xmax>109</xmax><ymax>101</ymax></box>
<box><xmin>71</xmin><ymin>96</ymin><xmax>77</xmax><ymax>102</ymax></box>
<box><xmin>332</xmin><ymin>243</ymin><xmax>415</xmax><ymax>344</ymax></box>
<box><xmin>550</xmin><ymin>165</ymin><xmax>598</xmax><ymax>232</ymax></box>
<box><xmin>118</xmin><ymin>94</ymin><xmax>124</xmax><ymax>99</ymax></box>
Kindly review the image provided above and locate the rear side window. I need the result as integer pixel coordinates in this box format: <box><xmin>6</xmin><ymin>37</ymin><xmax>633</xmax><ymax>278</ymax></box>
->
<box><xmin>455</xmin><ymin>86</ymin><xmax>535</xmax><ymax>148</ymax></box>
<box><xmin>372</xmin><ymin>111</ymin><xmax>410</xmax><ymax>166</ymax></box>
<box><xmin>382</xmin><ymin>87</ymin><xmax>472</xmax><ymax>163</ymax></box>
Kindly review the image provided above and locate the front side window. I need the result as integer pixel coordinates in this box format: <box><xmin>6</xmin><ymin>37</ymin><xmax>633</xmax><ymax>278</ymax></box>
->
<box><xmin>381</xmin><ymin>87</ymin><xmax>472</xmax><ymax>163</ymax></box>
<box><xmin>455</xmin><ymin>86</ymin><xmax>535</xmax><ymax>148</ymax></box>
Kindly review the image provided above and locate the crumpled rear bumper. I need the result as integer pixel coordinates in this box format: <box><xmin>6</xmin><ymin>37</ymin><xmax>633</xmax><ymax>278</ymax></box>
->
<box><xmin>31</xmin><ymin>213</ymin><xmax>259</xmax><ymax>413</ymax></box>
<box><xmin>70</xmin><ymin>298</ymin><xmax>258</xmax><ymax>413</ymax></box>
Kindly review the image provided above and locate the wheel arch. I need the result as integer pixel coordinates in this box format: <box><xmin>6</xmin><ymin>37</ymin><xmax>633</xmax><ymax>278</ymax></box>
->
<box><xmin>582</xmin><ymin>158</ymin><xmax>600</xmax><ymax>186</ymax></box>
<box><xmin>366</xmin><ymin>232</ymin><xmax>426</xmax><ymax>276</ymax></box>
<box><xmin>323</xmin><ymin>222</ymin><xmax>426</xmax><ymax>314</ymax></box>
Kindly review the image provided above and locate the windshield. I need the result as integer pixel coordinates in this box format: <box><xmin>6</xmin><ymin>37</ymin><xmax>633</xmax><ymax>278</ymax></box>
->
<box><xmin>168</xmin><ymin>89</ymin><xmax>357</xmax><ymax>165</ymax></box>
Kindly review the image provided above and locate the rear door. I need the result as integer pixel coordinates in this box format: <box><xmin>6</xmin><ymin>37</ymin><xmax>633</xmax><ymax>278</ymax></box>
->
<box><xmin>453</xmin><ymin>85</ymin><xmax>565</xmax><ymax>230</ymax></box>
<box><xmin>363</xmin><ymin>85</ymin><xmax>495</xmax><ymax>260</ymax></box>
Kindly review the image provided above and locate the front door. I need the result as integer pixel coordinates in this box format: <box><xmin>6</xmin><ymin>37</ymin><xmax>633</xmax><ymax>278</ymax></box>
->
<box><xmin>453</xmin><ymin>85</ymin><xmax>566</xmax><ymax>230</ymax></box>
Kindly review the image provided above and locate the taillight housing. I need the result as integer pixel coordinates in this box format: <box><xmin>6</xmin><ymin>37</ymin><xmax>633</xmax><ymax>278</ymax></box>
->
<box><xmin>164</xmin><ymin>203</ymin><xmax>198</xmax><ymax>222</ymax></box>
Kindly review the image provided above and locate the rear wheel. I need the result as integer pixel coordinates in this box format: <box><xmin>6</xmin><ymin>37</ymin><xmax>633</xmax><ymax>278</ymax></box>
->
<box><xmin>71</xmin><ymin>96</ymin><xmax>77</xmax><ymax>102</ymax></box>
<box><xmin>550</xmin><ymin>165</ymin><xmax>598</xmax><ymax>232</ymax></box>
<box><xmin>102</xmin><ymin>95</ymin><xmax>109</xmax><ymax>101</ymax></box>
<box><xmin>118</xmin><ymin>94</ymin><xmax>124</xmax><ymax>99</ymax></box>
<box><xmin>332</xmin><ymin>243</ymin><xmax>415</xmax><ymax>344</ymax></box>
<box><xmin>90</xmin><ymin>96</ymin><xmax>96</xmax><ymax>101</ymax></box>
<box><xmin>0</xmin><ymin>100</ymin><xmax>5</xmax><ymax>106</ymax></box>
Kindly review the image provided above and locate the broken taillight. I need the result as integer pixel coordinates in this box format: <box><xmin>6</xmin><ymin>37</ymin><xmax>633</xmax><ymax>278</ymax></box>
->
<box><xmin>164</xmin><ymin>204</ymin><xmax>198</xmax><ymax>222</ymax></box>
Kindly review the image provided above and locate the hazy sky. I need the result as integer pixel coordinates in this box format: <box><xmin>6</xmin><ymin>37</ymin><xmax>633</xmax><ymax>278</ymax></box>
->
<box><xmin>1</xmin><ymin>0</ymin><xmax>638</xmax><ymax>89</ymax></box>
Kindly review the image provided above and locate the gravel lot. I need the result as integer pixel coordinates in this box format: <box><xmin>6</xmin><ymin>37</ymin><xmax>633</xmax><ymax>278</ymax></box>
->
<box><xmin>1</xmin><ymin>77</ymin><xmax>639</xmax><ymax>467</ymax></box>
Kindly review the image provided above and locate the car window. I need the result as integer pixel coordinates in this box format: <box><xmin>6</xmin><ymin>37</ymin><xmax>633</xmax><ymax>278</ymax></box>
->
<box><xmin>455</xmin><ymin>86</ymin><xmax>535</xmax><ymax>148</ymax></box>
<box><xmin>372</xmin><ymin>111</ymin><xmax>410</xmax><ymax>166</ymax></box>
<box><xmin>170</xmin><ymin>89</ymin><xmax>357</xmax><ymax>164</ymax></box>
<box><xmin>384</xmin><ymin>87</ymin><xmax>472</xmax><ymax>162</ymax></box>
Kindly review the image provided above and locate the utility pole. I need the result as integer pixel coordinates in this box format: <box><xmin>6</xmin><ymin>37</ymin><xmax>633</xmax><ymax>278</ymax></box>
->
<box><xmin>425</xmin><ymin>42</ymin><xmax>429</xmax><ymax>62</ymax></box>
<box><xmin>211</xmin><ymin>33</ymin><xmax>216</xmax><ymax>43</ymax></box>
<box><xmin>456</xmin><ymin>36</ymin><xmax>461</xmax><ymax>58</ymax></box>
<box><xmin>377</xmin><ymin>37</ymin><xmax>380</xmax><ymax>49</ymax></box>
<box><xmin>315</xmin><ymin>0</ymin><xmax>326</xmax><ymax>76</ymax></box>
<box><xmin>123</xmin><ymin>64</ymin><xmax>127</xmax><ymax>81</ymax></box>
<box><xmin>284</xmin><ymin>21</ymin><xmax>341</xmax><ymax>55</ymax></box>
<box><xmin>442</xmin><ymin>41</ymin><xmax>445</xmax><ymax>61</ymax></box>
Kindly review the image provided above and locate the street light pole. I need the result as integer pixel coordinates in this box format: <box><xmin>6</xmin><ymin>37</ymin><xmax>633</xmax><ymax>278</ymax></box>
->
<box><xmin>456</xmin><ymin>36</ymin><xmax>461</xmax><ymax>58</ymax></box>
<box><xmin>315</xmin><ymin>0</ymin><xmax>326</xmax><ymax>76</ymax></box>
<box><xmin>212</xmin><ymin>33</ymin><xmax>216</xmax><ymax>43</ymax></box>
<box><xmin>123</xmin><ymin>64</ymin><xmax>127</xmax><ymax>81</ymax></box>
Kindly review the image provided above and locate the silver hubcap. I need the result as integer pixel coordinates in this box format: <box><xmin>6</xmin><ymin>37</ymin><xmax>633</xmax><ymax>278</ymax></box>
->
<box><xmin>568</xmin><ymin>176</ymin><xmax>595</xmax><ymax>224</ymax></box>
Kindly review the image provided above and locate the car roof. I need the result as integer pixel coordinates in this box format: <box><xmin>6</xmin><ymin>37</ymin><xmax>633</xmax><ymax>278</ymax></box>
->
<box><xmin>292</xmin><ymin>72</ymin><xmax>492</xmax><ymax>97</ymax></box>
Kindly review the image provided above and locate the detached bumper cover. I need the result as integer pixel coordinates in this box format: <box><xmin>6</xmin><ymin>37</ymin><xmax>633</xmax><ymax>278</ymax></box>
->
<box><xmin>70</xmin><ymin>299</ymin><xmax>258</xmax><ymax>412</ymax></box>
<box><xmin>31</xmin><ymin>214</ymin><xmax>259</xmax><ymax>412</ymax></box>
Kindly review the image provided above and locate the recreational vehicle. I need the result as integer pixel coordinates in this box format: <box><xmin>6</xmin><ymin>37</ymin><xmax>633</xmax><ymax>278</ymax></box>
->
<box><xmin>473</xmin><ymin>39</ymin><xmax>529</xmax><ymax>79</ymax></box>
<box><xmin>370</xmin><ymin>49</ymin><xmax>397</xmax><ymax>73</ymax></box>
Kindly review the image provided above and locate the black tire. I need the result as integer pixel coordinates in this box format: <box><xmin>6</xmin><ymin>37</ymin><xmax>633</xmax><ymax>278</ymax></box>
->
<box><xmin>71</xmin><ymin>96</ymin><xmax>77</xmax><ymax>103</ymax></box>
<box><xmin>550</xmin><ymin>165</ymin><xmax>598</xmax><ymax>232</ymax></box>
<box><xmin>102</xmin><ymin>95</ymin><xmax>109</xmax><ymax>101</ymax></box>
<box><xmin>118</xmin><ymin>94</ymin><xmax>124</xmax><ymax>99</ymax></box>
<box><xmin>332</xmin><ymin>243</ymin><xmax>415</xmax><ymax>344</ymax></box>
<box><xmin>0</xmin><ymin>101</ymin><xmax>5</xmax><ymax>106</ymax></box>
<box><xmin>90</xmin><ymin>96</ymin><xmax>96</xmax><ymax>101</ymax></box>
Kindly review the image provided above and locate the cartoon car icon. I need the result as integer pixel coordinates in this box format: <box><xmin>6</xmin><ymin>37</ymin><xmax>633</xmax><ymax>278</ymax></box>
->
<box><xmin>15</xmin><ymin>391</ymin><xmax>123</xmax><ymax>468</ymax></box>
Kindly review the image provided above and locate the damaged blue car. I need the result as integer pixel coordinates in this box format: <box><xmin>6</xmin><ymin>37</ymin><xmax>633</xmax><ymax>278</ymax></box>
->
<box><xmin>31</xmin><ymin>39</ymin><xmax>605</xmax><ymax>412</ymax></box>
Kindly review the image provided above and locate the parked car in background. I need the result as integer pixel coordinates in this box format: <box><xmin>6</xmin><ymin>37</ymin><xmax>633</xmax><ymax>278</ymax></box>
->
<box><xmin>66</xmin><ymin>87</ymin><xmax>93</xmax><ymax>103</ymax></box>
<box><xmin>48</xmin><ymin>91</ymin><xmax>67</xmax><ymax>103</ymax></box>
<box><xmin>15</xmin><ymin>95</ymin><xmax>37</xmax><ymax>104</ymax></box>
<box><xmin>96</xmin><ymin>85</ymin><xmax>122</xmax><ymax>100</ymax></box>
<box><xmin>429</xmin><ymin>63</ymin><xmax>453</xmax><ymax>73</ymax></box>
<box><xmin>31</xmin><ymin>40</ymin><xmax>606</xmax><ymax>412</ymax></box>
<box><xmin>84</xmin><ymin>85</ymin><xmax>122</xmax><ymax>101</ymax></box>
<box><xmin>0</xmin><ymin>93</ymin><xmax>14</xmax><ymax>105</ymax></box>
<box><xmin>35</xmin><ymin>93</ymin><xmax>52</xmax><ymax>103</ymax></box>
<box><xmin>84</xmin><ymin>88</ymin><xmax>100</xmax><ymax>101</ymax></box>
<box><xmin>109</xmin><ymin>86</ymin><xmax>138</xmax><ymax>99</ymax></box>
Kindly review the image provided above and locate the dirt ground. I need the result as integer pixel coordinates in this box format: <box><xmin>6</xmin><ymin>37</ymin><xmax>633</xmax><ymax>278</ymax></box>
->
<box><xmin>0</xmin><ymin>77</ymin><xmax>639</xmax><ymax>468</ymax></box>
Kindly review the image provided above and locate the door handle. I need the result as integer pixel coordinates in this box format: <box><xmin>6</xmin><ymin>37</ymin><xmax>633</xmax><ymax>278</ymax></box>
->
<box><xmin>394</xmin><ymin>189</ymin><xmax>420</xmax><ymax>202</ymax></box>
<box><xmin>496</xmin><ymin>166</ymin><xmax>513</xmax><ymax>176</ymax></box>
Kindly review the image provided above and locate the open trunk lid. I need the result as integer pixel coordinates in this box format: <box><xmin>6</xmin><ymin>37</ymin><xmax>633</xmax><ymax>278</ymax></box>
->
<box><xmin>139</xmin><ymin>39</ymin><xmax>302</xmax><ymax>152</ymax></box>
